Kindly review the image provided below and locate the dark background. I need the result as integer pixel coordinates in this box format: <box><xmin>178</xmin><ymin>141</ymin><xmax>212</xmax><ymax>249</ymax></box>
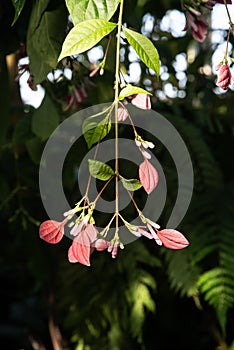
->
<box><xmin>1</xmin><ymin>0</ymin><xmax>234</xmax><ymax>349</ymax></box>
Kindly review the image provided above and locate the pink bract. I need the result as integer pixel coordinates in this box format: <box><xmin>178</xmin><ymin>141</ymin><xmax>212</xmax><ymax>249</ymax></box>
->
<box><xmin>216</xmin><ymin>64</ymin><xmax>232</xmax><ymax>90</ymax></box>
<box><xmin>157</xmin><ymin>229</ymin><xmax>189</xmax><ymax>250</ymax></box>
<box><xmin>139</xmin><ymin>158</ymin><xmax>158</xmax><ymax>194</ymax></box>
<box><xmin>68</xmin><ymin>224</ymin><xmax>98</xmax><ymax>266</ymax></box>
<box><xmin>39</xmin><ymin>220</ymin><xmax>65</xmax><ymax>244</ymax></box>
<box><xmin>131</xmin><ymin>94</ymin><xmax>151</xmax><ymax>109</ymax></box>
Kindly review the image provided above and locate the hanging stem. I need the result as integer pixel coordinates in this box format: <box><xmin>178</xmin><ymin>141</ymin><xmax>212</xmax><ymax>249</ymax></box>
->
<box><xmin>92</xmin><ymin>175</ymin><xmax>114</xmax><ymax>205</ymax></box>
<box><xmin>114</xmin><ymin>0</ymin><xmax>124</xmax><ymax>233</ymax></box>
<box><xmin>223</xmin><ymin>0</ymin><xmax>233</xmax><ymax>28</ymax></box>
<box><xmin>225</xmin><ymin>28</ymin><xmax>231</xmax><ymax>60</ymax></box>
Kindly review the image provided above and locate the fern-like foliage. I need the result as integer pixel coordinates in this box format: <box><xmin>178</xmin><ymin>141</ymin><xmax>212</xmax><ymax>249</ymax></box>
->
<box><xmin>197</xmin><ymin>186</ymin><xmax>234</xmax><ymax>334</ymax></box>
<box><xmin>56</xmin><ymin>239</ymin><xmax>160</xmax><ymax>349</ymax></box>
<box><xmin>159</xmin><ymin>113</ymin><xmax>234</xmax><ymax>335</ymax></box>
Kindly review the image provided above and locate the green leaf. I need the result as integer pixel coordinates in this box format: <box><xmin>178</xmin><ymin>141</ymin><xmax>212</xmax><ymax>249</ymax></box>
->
<box><xmin>65</xmin><ymin>0</ymin><xmax>120</xmax><ymax>24</ymax></box>
<box><xmin>27</xmin><ymin>0</ymin><xmax>67</xmax><ymax>83</ymax></box>
<box><xmin>11</xmin><ymin>0</ymin><xmax>26</xmax><ymax>25</ymax></box>
<box><xmin>123</xmin><ymin>27</ymin><xmax>160</xmax><ymax>76</ymax></box>
<box><xmin>32</xmin><ymin>94</ymin><xmax>60</xmax><ymax>141</ymax></box>
<box><xmin>25</xmin><ymin>138</ymin><xmax>45</xmax><ymax>164</ymax></box>
<box><xmin>13</xmin><ymin>115</ymin><xmax>35</xmax><ymax>144</ymax></box>
<box><xmin>119</xmin><ymin>84</ymin><xmax>152</xmax><ymax>100</ymax></box>
<box><xmin>83</xmin><ymin>117</ymin><xmax>111</xmax><ymax>149</ymax></box>
<box><xmin>121</xmin><ymin>177</ymin><xmax>142</xmax><ymax>191</ymax></box>
<box><xmin>58</xmin><ymin>19</ymin><xmax>117</xmax><ymax>61</ymax></box>
<box><xmin>88</xmin><ymin>159</ymin><xmax>114</xmax><ymax>180</ymax></box>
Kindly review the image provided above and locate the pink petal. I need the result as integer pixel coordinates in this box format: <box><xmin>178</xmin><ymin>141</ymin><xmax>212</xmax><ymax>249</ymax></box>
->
<box><xmin>147</xmin><ymin>224</ymin><xmax>159</xmax><ymax>240</ymax></box>
<box><xmin>94</xmin><ymin>239</ymin><xmax>110</xmax><ymax>251</ymax></box>
<box><xmin>39</xmin><ymin>220</ymin><xmax>64</xmax><ymax>244</ymax></box>
<box><xmin>68</xmin><ymin>224</ymin><xmax>98</xmax><ymax>266</ymax></box>
<box><xmin>118</xmin><ymin>106</ymin><xmax>128</xmax><ymax>121</ymax></box>
<box><xmin>191</xmin><ymin>17</ymin><xmax>208</xmax><ymax>42</ymax></box>
<box><xmin>137</xmin><ymin>228</ymin><xmax>154</xmax><ymax>239</ymax></box>
<box><xmin>131</xmin><ymin>94</ymin><xmax>151</xmax><ymax>110</ymax></box>
<box><xmin>68</xmin><ymin>245</ymin><xmax>78</xmax><ymax>262</ymax></box>
<box><xmin>157</xmin><ymin>229</ymin><xmax>189</xmax><ymax>250</ymax></box>
<box><xmin>216</xmin><ymin>64</ymin><xmax>232</xmax><ymax>90</ymax></box>
<box><xmin>139</xmin><ymin>158</ymin><xmax>158</xmax><ymax>194</ymax></box>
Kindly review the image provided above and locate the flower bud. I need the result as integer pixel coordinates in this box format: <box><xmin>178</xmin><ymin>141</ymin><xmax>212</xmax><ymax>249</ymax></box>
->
<box><xmin>216</xmin><ymin>64</ymin><xmax>232</xmax><ymax>90</ymax></box>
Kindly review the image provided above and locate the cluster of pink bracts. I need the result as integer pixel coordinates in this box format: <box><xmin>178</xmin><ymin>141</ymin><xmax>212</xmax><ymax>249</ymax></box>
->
<box><xmin>39</xmin><ymin>219</ymin><xmax>189</xmax><ymax>266</ymax></box>
<box><xmin>39</xmin><ymin>92</ymin><xmax>189</xmax><ymax>266</ymax></box>
<box><xmin>183</xmin><ymin>0</ymin><xmax>232</xmax><ymax>43</ymax></box>
<box><xmin>183</xmin><ymin>1</ymin><xmax>234</xmax><ymax>90</ymax></box>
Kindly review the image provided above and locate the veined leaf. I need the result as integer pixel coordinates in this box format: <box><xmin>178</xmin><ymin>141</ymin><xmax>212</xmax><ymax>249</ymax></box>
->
<box><xmin>27</xmin><ymin>0</ymin><xmax>67</xmax><ymax>83</ymax></box>
<box><xmin>119</xmin><ymin>84</ymin><xmax>151</xmax><ymax>100</ymax></box>
<box><xmin>83</xmin><ymin>117</ymin><xmax>111</xmax><ymax>149</ymax></box>
<box><xmin>121</xmin><ymin>177</ymin><xmax>142</xmax><ymax>191</ymax></box>
<box><xmin>139</xmin><ymin>158</ymin><xmax>158</xmax><ymax>194</ymax></box>
<box><xmin>68</xmin><ymin>224</ymin><xmax>98</xmax><ymax>266</ymax></box>
<box><xmin>88</xmin><ymin>159</ymin><xmax>114</xmax><ymax>181</ymax></box>
<box><xmin>58</xmin><ymin>19</ymin><xmax>117</xmax><ymax>61</ymax></box>
<box><xmin>123</xmin><ymin>27</ymin><xmax>160</xmax><ymax>76</ymax></box>
<box><xmin>11</xmin><ymin>0</ymin><xmax>26</xmax><ymax>25</ymax></box>
<box><xmin>65</xmin><ymin>0</ymin><xmax>120</xmax><ymax>24</ymax></box>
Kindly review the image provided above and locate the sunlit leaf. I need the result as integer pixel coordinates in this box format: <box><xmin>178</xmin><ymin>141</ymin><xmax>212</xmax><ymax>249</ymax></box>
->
<box><xmin>123</xmin><ymin>27</ymin><xmax>160</xmax><ymax>76</ymax></box>
<box><xmin>58</xmin><ymin>19</ymin><xmax>117</xmax><ymax>61</ymax></box>
<box><xmin>65</xmin><ymin>0</ymin><xmax>120</xmax><ymax>24</ymax></box>
<box><xmin>83</xmin><ymin>117</ymin><xmax>111</xmax><ymax>149</ymax></box>
<box><xmin>88</xmin><ymin>159</ymin><xmax>114</xmax><ymax>180</ymax></box>
<box><xmin>119</xmin><ymin>84</ymin><xmax>151</xmax><ymax>100</ymax></box>
<box><xmin>121</xmin><ymin>177</ymin><xmax>142</xmax><ymax>191</ymax></box>
<box><xmin>11</xmin><ymin>0</ymin><xmax>26</xmax><ymax>25</ymax></box>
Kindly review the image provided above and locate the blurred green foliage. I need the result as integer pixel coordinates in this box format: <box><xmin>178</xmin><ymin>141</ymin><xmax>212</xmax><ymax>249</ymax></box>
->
<box><xmin>1</xmin><ymin>0</ymin><xmax>234</xmax><ymax>349</ymax></box>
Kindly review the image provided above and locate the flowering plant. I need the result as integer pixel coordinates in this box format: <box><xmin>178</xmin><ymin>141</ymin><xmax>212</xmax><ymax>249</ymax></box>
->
<box><xmin>38</xmin><ymin>0</ymin><xmax>190</xmax><ymax>266</ymax></box>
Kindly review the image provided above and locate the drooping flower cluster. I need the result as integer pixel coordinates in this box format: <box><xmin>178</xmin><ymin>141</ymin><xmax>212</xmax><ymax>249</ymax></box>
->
<box><xmin>63</xmin><ymin>85</ymin><xmax>87</xmax><ymax>111</ymax></box>
<box><xmin>39</xmin><ymin>93</ymin><xmax>189</xmax><ymax>266</ymax></box>
<box><xmin>184</xmin><ymin>11</ymin><xmax>208</xmax><ymax>42</ymax></box>
<box><xmin>39</xmin><ymin>209</ymin><xmax>189</xmax><ymax>267</ymax></box>
<box><xmin>182</xmin><ymin>0</ymin><xmax>232</xmax><ymax>42</ymax></box>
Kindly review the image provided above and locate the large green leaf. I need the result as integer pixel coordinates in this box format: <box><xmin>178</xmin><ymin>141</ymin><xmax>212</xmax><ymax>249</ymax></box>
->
<box><xmin>119</xmin><ymin>84</ymin><xmax>152</xmax><ymax>100</ymax></box>
<box><xmin>65</xmin><ymin>0</ymin><xmax>120</xmax><ymax>24</ymax></box>
<box><xmin>123</xmin><ymin>27</ymin><xmax>160</xmax><ymax>76</ymax></box>
<box><xmin>58</xmin><ymin>19</ymin><xmax>117</xmax><ymax>61</ymax></box>
<box><xmin>27</xmin><ymin>0</ymin><xmax>67</xmax><ymax>83</ymax></box>
<box><xmin>11</xmin><ymin>0</ymin><xmax>26</xmax><ymax>25</ymax></box>
<box><xmin>32</xmin><ymin>94</ymin><xmax>60</xmax><ymax>141</ymax></box>
<box><xmin>121</xmin><ymin>177</ymin><xmax>142</xmax><ymax>191</ymax></box>
<box><xmin>25</xmin><ymin>138</ymin><xmax>45</xmax><ymax>164</ymax></box>
<box><xmin>83</xmin><ymin>117</ymin><xmax>111</xmax><ymax>149</ymax></box>
<box><xmin>13</xmin><ymin>115</ymin><xmax>35</xmax><ymax>144</ymax></box>
<box><xmin>88</xmin><ymin>159</ymin><xmax>114</xmax><ymax>180</ymax></box>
